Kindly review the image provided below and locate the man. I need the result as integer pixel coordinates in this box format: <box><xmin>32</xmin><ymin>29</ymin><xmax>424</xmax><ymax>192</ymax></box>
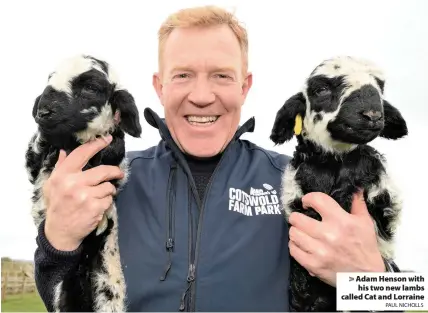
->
<box><xmin>34</xmin><ymin>5</ymin><xmax>400</xmax><ymax>312</ymax></box>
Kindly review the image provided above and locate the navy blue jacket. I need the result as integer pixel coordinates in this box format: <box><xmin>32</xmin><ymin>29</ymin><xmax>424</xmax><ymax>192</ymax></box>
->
<box><xmin>34</xmin><ymin>108</ymin><xmax>292</xmax><ymax>312</ymax></box>
<box><xmin>116</xmin><ymin>109</ymin><xmax>291</xmax><ymax>311</ymax></box>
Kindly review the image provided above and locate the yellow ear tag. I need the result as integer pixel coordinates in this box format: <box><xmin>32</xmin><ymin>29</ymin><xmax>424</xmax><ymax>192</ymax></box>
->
<box><xmin>294</xmin><ymin>114</ymin><xmax>303</xmax><ymax>135</ymax></box>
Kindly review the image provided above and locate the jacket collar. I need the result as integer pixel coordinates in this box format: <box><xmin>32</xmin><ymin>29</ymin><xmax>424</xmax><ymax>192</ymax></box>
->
<box><xmin>143</xmin><ymin>107</ymin><xmax>255</xmax><ymax>208</ymax></box>
<box><xmin>143</xmin><ymin>107</ymin><xmax>255</xmax><ymax>151</ymax></box>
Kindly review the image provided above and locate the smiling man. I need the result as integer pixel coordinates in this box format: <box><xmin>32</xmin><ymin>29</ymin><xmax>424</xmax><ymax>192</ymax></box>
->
<box><xmin>33</xmin><ymin>5</ymin><xmax>400</xmax><ymax>312</ymax></box>
<box><xmin>152</xmin><ymin>20</ymin><xmax>251</xmax><ymax>157</ymax></box>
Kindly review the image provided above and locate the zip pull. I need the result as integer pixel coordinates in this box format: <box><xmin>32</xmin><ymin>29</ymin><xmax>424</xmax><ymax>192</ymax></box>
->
<box><xmin>179</xmin><ymin>264</ymin><xmax>196</xmax><ymax>311</ymax></box>
<box><xmin>187</xmin><ymin>263</ymin><xmax>195</xmax><ymax>282</ymax></box>
<box><xmin>160</xmin><ymin>164</ymin><xmax>177</xmax><ymax>282</ymax></box>
<box><xmin>159</xmin><ymin>257</ymin><xmax>171</xmax><ymax>281</ymax></box>
<box><xmin>179</xmin><ymin>283</ymin><xmax>191</xmax><ymax>311</ymax></box>
<box><xmin>159</xmin><ymin>238</ymin><xmax>174</xmax><ymax>281</ymax></box>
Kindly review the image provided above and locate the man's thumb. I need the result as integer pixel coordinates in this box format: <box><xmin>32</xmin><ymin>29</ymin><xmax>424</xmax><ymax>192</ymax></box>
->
<box><xmin>350</xmin><ymin>189</ymin><xmax>370</xmax><ymax>218</ymax></box>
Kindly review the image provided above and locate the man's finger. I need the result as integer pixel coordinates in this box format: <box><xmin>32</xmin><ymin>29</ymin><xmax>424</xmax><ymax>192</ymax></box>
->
<box><xmin>91</xmin><ymin>182</ymin><xmax>117</xmax><ymax>199</ymax></box>
<box><xmin>54</xmin><ymin>150</ymin><xmax>67</xmax><ymax>169</ymax></box>
<box><xmin>301</xmin><ymin>192</ymin><xmax>347</xmax><ymax>221</ymax></box>
<box><xmin>81</xmin><ymin>165</ymin><xmax>124</xmax><ymax>186</ymax></box>
<box><xmin>350</xmin><ymin>190</ymin><xmax>370</xmax><ymax>219</ymax></box>
<box><xmin>289</xmin><ymin>240</ymin><xmax>317</xmax><ymax>274</ymax></box>
<box><xmin>88</xmin><ymin>195</ymin><xmax>113</xmax><ymax>217</ymax></box>
<box><xmin>97</xmin><ymin>195</ymin><xmax>113</xmax><ymax>215</ymax></box>
<box><xmin>289</xmin><ymin>225</ymin><xmax>320</xmax><ymax>254</ymax></box>
<box><xmin>289</xmin><ymin>212</ymin><xmax>324</xmax><ymax>240</ymax></box>
<box><xmin>61</xmin><ymin>136</ymin><xmax>113</xmax><ymax>172</ymax></box>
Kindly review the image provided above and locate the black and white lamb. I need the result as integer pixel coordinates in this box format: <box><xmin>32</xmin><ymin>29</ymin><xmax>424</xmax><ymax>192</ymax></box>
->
<box><xmin>25</xmin><ymin>54</ymin><xmax>142</xmax><ymax>312</ymax></box>
<box><xmin>270</xmin><ymin>56</ymin><xmax>408</xmax><ymax>312</ymax></box>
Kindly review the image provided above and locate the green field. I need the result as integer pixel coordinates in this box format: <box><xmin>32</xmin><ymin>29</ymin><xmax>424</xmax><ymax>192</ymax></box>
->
<box><xmin>1</xmin><ymin>292</ymin><xmax>46</xmax><ymax>312</ymax></box>
<box><xmin>1</xmin><ymin>291</ymin><xmax>426</xmax><ymax>312</ymax></box>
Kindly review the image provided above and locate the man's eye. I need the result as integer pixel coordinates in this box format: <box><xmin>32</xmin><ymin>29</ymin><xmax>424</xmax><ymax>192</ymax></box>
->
<box><xmin>215</xmin><ymin>74</ymin><xmax>230</xmax><ymax>79</ymax></box>
<box><xmin>175</xmin><ymin>73</ymin><xmax>189</xmax><ymax>79</ymax></box>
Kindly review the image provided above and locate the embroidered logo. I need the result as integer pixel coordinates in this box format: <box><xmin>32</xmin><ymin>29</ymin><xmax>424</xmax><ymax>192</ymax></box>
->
<box><xmin>228</xmin><ymin>183</ymin><xmax>282</xmax><ymax>216</ymax></box>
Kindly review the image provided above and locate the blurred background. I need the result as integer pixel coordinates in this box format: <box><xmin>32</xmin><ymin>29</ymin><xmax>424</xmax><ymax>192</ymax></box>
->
<box><xmin>1</xmin><ymin>0</ymin><xmax>427</xmax><ymax>311</ymax></box>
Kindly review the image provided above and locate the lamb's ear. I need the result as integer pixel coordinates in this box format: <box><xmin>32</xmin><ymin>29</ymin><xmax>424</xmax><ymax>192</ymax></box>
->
<box><xmin>270</xmin><ymin>92</ymin><xmax>306</xmax><ymax>145</ymax></box>
<box><xmin>32</xmin><ymin>95</ymin><xmax>41</xmax><ymax>119</ymax></box>
<box><xmin>380</xmin><ymin>100</ymin><xmax>408</xmax><ymax>140</ymax></box>
<box><xmin>110</xmin><ymin>89</ymin><xmax>142</xmax><ymax>137</ymax></box>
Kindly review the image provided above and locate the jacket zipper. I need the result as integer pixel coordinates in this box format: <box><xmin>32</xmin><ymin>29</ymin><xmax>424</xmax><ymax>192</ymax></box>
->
<box><xmin>182</xmin><ymin>147</ymin><xmax>230</xmax><ymax>312</ymax></box>
<box><xmin>179</xmin><ymin>187</ymin><xmax>195</xmax><ymax>311</ymax></box>
<box><xmin>145</xmin><ymin>108</ymin><xmax>253</xmax><ymax>312</ymax></box>
<box><xmin>160</xmin><ymin>164</ymin><xmax>177</xmax><ymax>281</ymax></box>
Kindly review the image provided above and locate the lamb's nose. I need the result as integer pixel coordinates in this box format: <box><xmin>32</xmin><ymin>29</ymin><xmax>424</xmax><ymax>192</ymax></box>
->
<box><xmin>361</xmin><ymin>110</ymin><xmax>382</xmax><ymax>122</ymax></box>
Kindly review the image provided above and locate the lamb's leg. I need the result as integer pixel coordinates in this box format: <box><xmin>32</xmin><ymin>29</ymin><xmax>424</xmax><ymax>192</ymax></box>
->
<box><xmin>93</xmin><ymin>203</ymin><xmax>127</xmax><ymax>312</ymax></box>
<box><xmin>289</xmin><ymin>253</ymin><xmax>313</xmax><ymax>312</ymax></box>
<box><xmin>25</xmin><ymin>132</ymin><xmax>45</xmax><ymax>184</ymax></box>
<box><xmin>54</xmin><ymin>209</ymin><xmax>122</xmax><ymax>312</ymax></box>
<box><xmin>287</xmin><ymin>199</ymin><xmax>337</xmax><ymax>312</ymax></box>
<box><xmin>365</xmin><ymin>166</ymin><xmax>402</xmax><ymax>261</ymax></box>
<box><xmin>281</xmin><ymin>163</ymin><xmax>338</xmax><ymax>311</ymax></box>
<box><xmin>55</xmin><ymin>224</ymin><xmax>112</xmax><ymax>312</ymax></box>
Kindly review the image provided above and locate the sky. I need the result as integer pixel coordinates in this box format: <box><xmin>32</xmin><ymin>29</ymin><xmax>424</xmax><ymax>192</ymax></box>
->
<box><xmin>0</xmin><ymin>0</ymin><xmax>427</xmax><ymax>273</ymax></box>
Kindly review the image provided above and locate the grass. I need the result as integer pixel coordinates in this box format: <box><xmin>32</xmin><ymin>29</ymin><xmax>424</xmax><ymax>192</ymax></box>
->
<box><xmin>1</xmin><ymin>292</ymin><xmax>46</xmax><ymax>312</ymax></box>
<box><xmin>1</xmin><ymin>292</ymin><xmax>426</xmax><ymax>312</ymax></box>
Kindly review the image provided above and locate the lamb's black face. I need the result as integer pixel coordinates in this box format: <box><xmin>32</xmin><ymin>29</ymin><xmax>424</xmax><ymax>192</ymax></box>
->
<box><xmin>302</xmin><ymin>57</ymin><xmax>396</xmax><ymax>150</ymax></box>
<box><xmin>35</xmin><ymin>69</ymin><xmax>112</xmax><ymax>133</ymax></box>
<box><xmin>305</xmin><ymin>73</ymin><xmax>384</xmax><ymax>146</ymax></box>
<box><xmin>33</xmin><ymin>55</ymin><xmax>141</xmax><ymax>147</ymax></box>
<box><xmin>270</xmin><ymin>56</ymin><xmax>408</xmax><ymax>152</ymax></box>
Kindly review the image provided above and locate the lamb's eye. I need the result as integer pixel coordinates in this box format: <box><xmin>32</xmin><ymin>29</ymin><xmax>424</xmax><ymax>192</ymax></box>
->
<box><xmin>314</xmin><ymin>87</ymin><xmax>331</xmax><ymax>97</ymax></box>
<box><xmin>83</xmin><ymin>84</ymin><xmax>98</xmax><ymax>93</ymax></box>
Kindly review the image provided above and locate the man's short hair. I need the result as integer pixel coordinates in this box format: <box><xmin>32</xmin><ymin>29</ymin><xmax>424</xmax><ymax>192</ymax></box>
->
<box><xmin>157</xmin><ymin>5</ymin><xmax>249</xmax><ymax>74</ymax></box>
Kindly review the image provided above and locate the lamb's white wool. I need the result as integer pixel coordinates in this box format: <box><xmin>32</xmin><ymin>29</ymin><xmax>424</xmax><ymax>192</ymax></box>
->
<box><xmin>48</xmin><ymin>56</ymin><xmax>95</xmax><ymax>95</ymax></box>
<box><xmin>94</xmin><ymin>203</ymin><xmax>127</xmax><ymax>312</ymax></box>
<box><xmin>373</xmin><ymin>220</ymin><xmax>395</xmax><ymax>260</ymax></box>
<box><xmin>107</xmin><ymin>66</ymin><xmax>124</xmax><ymax>91</ymax></box>
<box><xmin>303</xmin><ymin>109</ymin><xmax>357</xmax><ymax>154</ymax></box>
<box><xmin>280</xmin><ymin>163</ymin><xmax>303</xmax><ymax>219</ymax></box>
<box><xmin>32</xmin><ymin>132</ymin><xmax>42</xmax><ymax>154</ymax></box>
<box><xmin>31</xmin><ymin>170</ymin><xmax>48</xmax><ymax>228</ymax></box>
<box><xmin>367</xmin><ymin>156</ymin><xmax>403</xmax><ymax>259</ymax></box>
<box><xmin>53</xmin><ymin>281</ymin><xmax>63</xmax><ymax>313</ymax></box>
<box><xmin>75</xmin><ymin>104</ymin><xmax>115</xmax><ymax>143</ymax></box>
<box><xmin>311</xmin><ymin>56</ymin><xmax>384</xmax><ymax>104</ymax></box>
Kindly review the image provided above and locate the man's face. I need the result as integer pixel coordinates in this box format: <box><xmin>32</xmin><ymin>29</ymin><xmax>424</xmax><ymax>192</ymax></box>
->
<box><xmin>153</xmin><ymin>25</ymin><xmax>252</xmax><ymax>157</ymax></box>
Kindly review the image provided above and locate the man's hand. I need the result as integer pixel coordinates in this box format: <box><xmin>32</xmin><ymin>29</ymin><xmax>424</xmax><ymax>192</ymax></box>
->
<box><xmin>288</xmin><ymin>190</ymin><xmax>385</xmax><ymax>287</ymax></box>
<box><xmin>43</xmin><ymin>135</ymin><xmax>125</xmax><ymax>252</ymax></box>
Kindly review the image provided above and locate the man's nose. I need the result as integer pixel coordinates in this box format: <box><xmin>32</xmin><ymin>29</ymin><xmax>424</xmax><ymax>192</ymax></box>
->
<box><xmin>188</xmin><ymin>79</ymin><xmax>216</xmax><ymax>107</ymax></box>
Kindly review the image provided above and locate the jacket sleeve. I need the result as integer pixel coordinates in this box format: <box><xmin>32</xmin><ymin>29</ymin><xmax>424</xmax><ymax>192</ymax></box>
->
<box><xmin>33</xmin><ymin>219</ymin><xmax>83</xmax><ymax>312</ymax></box>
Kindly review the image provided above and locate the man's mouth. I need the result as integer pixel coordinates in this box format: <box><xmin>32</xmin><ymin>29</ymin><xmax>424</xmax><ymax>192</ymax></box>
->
<box><xmin>185</xmin><ymin>115</ymin><xmax>220</xmax><ymax>126</ymax></box>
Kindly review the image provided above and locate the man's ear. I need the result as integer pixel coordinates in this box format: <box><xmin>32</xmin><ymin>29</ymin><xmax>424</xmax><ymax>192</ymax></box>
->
<box><xmin>152</xmin><ymin>72</ymin><xmax>163</xmax><ymax>103</ymax></box>
<box><xmin>110</xmin><ymin>89</ymin><xmax>142</xmax><ymax>138</ymax></box>
<box><xmin>32</xmin><ymin>95</ymin><xmax>41</xmax><ymax>119</ymax></box>
<box><xmin>241</xmin><ymin>72</ymin><xmax>253</xmax><ymax>98</ymax></box>
<box><xmin>270</xmin><ymin>92</ymin><xmax>306</xmax><ymax>145</ymax></box>
<box><xmin>379</xmin><ymin>100</ymin><xmax>408</xmax><ymax>140</ymax></box>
